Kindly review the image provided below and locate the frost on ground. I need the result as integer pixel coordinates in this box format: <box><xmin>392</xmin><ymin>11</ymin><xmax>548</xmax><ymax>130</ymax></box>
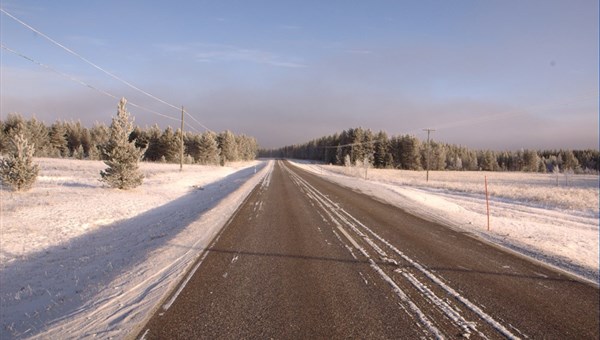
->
<box><xmin>0</xmin><ymin>158</ymin><xmax>273</xmax><ymax>339</ymax></box>
<box><xmin>291</xmin><ymin>161</ymin><xmax>599</xmax><ymax>284</ymax></box>
<box><xmin>0</xmin><ymin>158</ymin><xmax>596</xmax><ymax>338</ymax></box>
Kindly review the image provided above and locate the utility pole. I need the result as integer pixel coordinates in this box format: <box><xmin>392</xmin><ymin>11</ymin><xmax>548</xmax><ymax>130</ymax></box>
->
<box><xmin>180</xmin><ymin>106</ymin><xmax>184</xmax><ymax>171</ymax></box>
<box><xmin>423</xmin><ymin>128</ymin><xmax>435</xmax><ymax>182</ymax></box>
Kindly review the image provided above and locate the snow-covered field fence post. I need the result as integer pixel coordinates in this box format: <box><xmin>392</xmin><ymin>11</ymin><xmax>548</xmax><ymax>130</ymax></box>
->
<box><xmin>485</xmin><ymin>175</ymin><xmax>490</xmax><ymax>231</ymax></box>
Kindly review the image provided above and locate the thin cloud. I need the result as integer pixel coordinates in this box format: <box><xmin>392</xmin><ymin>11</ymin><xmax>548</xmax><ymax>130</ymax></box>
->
<box><xmin>279</xmin><ymin>25</ymin><xmax>302</xmax><ymax>31</ymax></box>
<box><xmin>153</xmin><ymin>43</ymin><xmax>190</xmax><ymax>53</ymax></box>
<box><xmin>156</xmin><ymin>42</ymin><xmax>307</xmax><ymax>68</ymax></box>
<box><xmin>345</xmin><ymin>49</ymin><xmax>373</xmax><ymax>55</ymax></box>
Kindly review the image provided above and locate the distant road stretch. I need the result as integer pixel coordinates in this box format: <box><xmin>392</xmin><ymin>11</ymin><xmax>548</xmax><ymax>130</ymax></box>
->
<box><xmin>139</xmin><ymin>160</ymin><xmax>599</xmax><ymax>339</ymax></box>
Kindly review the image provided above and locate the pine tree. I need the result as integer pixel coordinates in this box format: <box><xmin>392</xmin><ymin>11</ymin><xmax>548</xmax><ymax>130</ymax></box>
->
<box><xmin>373</xmin><ymin>131</ymin><xmax>391</xmax><ymax>168</ymax></box>
<box><xmin>142</xmin><ymin>124</ymin><xmax>162</xmax><ymax>161</ymax></box>
<box><xmin>350</xmin><ymin>127</ymin><xmax>365</xmax><ymax>163</ymax></box>
<box><xmin>0</xmin><ymin>133</ymin><xmax>40</xmax><ymax>191</ymax></box>
<box><xmin>522</xmin><ymin>149</ymin><xmax>540</xmax><ymax>172</ymax></box>
<box><xmin>562</xmin><ymin>150</ymin><xmax>580</xmax><ymax>172</ymax></box>
<box><xmin>73</xmin><ymin>145</ymin><xmax>85</xmax><ymax>160</ymax></box>
<box><xmin>480</xmin><ymin>150</ymin><xmax>498</xmax><ymax>171</ymax></box>
<box><xmin>88</xmin><ymin>122</ymin><xmax>110</xmax><ymax>159</ymax></box>
<box><xmin>197</xmin><ymin>131</ymin><xmax>220</xmax><ymax>165</ymax></box>
<box><xmin>427</xmin><ymin>142</ymin><xmax>445</xmax><ymax>170</ymax></box>
<box><xmin>26</xmin><ymin>117</ymin><xmax>49</xmax><ymax>157</ymax></box>
<box><xmin>0</xmin><ymin>121</ymin><xmax>6</xmax><ymax>154</ymax></box>
<box><xmin>49</xmin><ymin>121</ymin><xmax>69</xmax><ymax>157</ymax></box>
<box><xmin>100</xmin><ymin>98</ymin><xmax>145</xmax><ymax>189</ymax></box>
<box><xmin>236</xmin><ymin>134</ymin><xmax>258</xmax><ymax>161</ymax></box>
<box><xmin>158</xmin><ymin>127</ymin><xmax>180</xmax><ymax>162</ymax></box>
<box><xmin>65</xmin><ymin>120</ymin><xmax>85</xmax><ymax>157</ymax></box>
<box><xmin>393</xmin><ymin>135</ymin><xmax>421</xmax><ymax>170</ymax></box>
<box><xmin>218</xmin><ymin>130</ymin><xmax>239</xmax><ymax>165</ymax></box>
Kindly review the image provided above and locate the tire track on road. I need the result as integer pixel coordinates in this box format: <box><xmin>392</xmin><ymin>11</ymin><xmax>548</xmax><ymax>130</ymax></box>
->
<box><xmin>282</xmin><ymin>161</ymin><xmax>519</xmax><ymax>339</ymax></box>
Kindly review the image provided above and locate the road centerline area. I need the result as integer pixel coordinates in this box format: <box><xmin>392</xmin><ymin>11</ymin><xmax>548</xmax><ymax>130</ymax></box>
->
<box><xmin>138</xmin><ymin>160</ymin><xmax>599</xmax><ymax>339</ymax></box>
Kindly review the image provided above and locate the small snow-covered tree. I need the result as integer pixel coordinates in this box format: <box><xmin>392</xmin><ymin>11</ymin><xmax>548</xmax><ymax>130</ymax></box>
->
<box><xmin>344</xmin><ymin>154</ymin><xmax>352</xmax><ymax>168</ymax></box>
<box><xmin>100</xmin><ymin>98</ymin><xmax>145</xmax><ymax>189</ymax></box>
<box><xmin>0</xmin><ymin>133</ymin><xmax>39</xmax><ymax>191</ymax></box>
<box><xmin>72</xmin><ymin>145</ymin><xmax>85</xmax><ymax>160</ymax></box>
<box><xmin>552</xmin><ymin>164</ymin><xmax>560</xmax><ymax>186</ymax></box>
<box><xmin>522</xmin><ymin>149</ymin><xmax>540</xmax><ymax>172</ymax></box>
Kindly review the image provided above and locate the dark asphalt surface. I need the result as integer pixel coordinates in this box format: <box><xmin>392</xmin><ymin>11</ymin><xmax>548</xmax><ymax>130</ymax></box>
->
<box><xmin>138</xmin><ymin>160</ymin><xmax>599</xmax><ymax>339</ymax></box>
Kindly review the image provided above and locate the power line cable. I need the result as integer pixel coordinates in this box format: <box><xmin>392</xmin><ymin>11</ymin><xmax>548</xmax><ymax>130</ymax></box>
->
<box><xmin>1</xmin><ymin>7</ymin><xmax>209</xmax><ymax>133</ymax></box>
<box><xmin>0</xmin><ymin>8</ymin><xmax>181</xmax><ymax>111</ymax></box>
<box><xmin>0</xmin><ymin>43</ymin><xmax>207</xmax><ymax>131</ymax></box>
<box><xmin>183</xmin><ymin>110</ymin><xmax>211</xmax><ymax>132</ymax></box>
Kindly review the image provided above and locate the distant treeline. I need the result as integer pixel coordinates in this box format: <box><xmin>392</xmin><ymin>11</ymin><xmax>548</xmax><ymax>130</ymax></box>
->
<box><xmin>0</xmin><ymin>113</ymin><xmax>258</xmax><ymax>165</ymax></box>
<box><xmin>260</xmin><ymin>127</ymin><xmax>599</xmax><ymax>173</ymax></box>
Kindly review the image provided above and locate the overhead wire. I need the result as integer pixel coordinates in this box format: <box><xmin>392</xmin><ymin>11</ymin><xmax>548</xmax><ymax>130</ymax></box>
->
<box><xmin>1</xmin><ymin>7</ymin><xmax>210</xmax><ymax>133</ymax></box>
<box><xmin>183</xmin><ymin>110</ymin><xmax>212</xmax><ymax>132</ymax></box>
<box><xmin>0</xmin><ymin>43</ymin><xmax>204</xmax><ymax>130</ymax></box>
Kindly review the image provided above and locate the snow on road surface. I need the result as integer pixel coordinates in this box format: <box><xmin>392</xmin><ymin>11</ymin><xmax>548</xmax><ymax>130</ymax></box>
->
<box><xmin>0</xmin><ymin>157</ymin><xmax>596</xmax><ymax>338</ymax></box>
<box><xmin>0</xmin><ymin>158</ymin><xmax>274</xmax><ymax>339</ymax></box>
<box><xmin>290</xmin><ymin>161</ymin><xmax>599</xmax><ymax>284</ymax></box>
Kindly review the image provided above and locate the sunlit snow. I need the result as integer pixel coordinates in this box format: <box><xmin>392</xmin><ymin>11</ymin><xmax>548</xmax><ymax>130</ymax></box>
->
<box><xmin>0</xmin><ymin>158</ymin><xmax>596</xmax><ymax>339</ymax></box>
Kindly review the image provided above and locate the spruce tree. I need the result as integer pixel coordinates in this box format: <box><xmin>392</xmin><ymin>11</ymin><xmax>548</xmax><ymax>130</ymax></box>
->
<box><xmin>0</xmin><ymin>133</ymin><xmax>40</xmax><ymax>191</ymax></box>
<box><xmin>100</xmin><ymin>98</ymin><xmax>145</xmax><ymax>189</ymax></box>
<box><xmin>143</xmin><ymin>124</ymin><xmax>162</xmax><ymax>161</ymax></box>
<box><xmin>158</xmin><ymin>127</ymin><xmax>180</xmax><ymax>162</ymax></box>
<box><xmin>198</xmin><ymin>131</ymin><xmax>220</xmax><ymax>165</ymax></box>
<box><xmin>218</xmin><ymin>130</ymin><xmax>239</xmax><ymax>165</ymax></box>
<box><xmin>49</xmin><ymin>121</ymin><xmax>68</xmax><ymax>157</ymax></box>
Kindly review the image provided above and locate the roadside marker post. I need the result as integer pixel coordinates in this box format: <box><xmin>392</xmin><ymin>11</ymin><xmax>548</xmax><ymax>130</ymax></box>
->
<box><xmin>485</xmin><ymin>176</ymin><xmax>490</xmax><ymax>231</ymax></box>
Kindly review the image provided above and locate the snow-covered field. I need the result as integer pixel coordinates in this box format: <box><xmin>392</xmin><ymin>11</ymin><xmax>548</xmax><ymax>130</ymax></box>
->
<box><xmin>1</xmin><ymin>158</ymin><xmax>273</xmax><ymax>339</ymax></box>
<box><xmin>292</xmin><ymin>161</ymin><xmax>599</xmax><ymax>284</ymax></box>
<box><xmin>0</xmin><ymin>157</ymin><xmax>597</xmax><ymax>339</ymax></box>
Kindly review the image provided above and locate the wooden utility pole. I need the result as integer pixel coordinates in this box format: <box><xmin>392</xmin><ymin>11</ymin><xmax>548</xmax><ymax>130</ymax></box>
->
<box><xmin>180</xmin><ymin>106</ymin><xmax>184</xmax><ymax>171</ymax></box>
<box><xmin>423</xmin><ymin>129</ymin><xmax>435</xmax><ymax>182</ymax></box>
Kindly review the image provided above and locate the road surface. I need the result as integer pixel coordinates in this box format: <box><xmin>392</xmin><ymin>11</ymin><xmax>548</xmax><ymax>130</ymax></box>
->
<box><xmin>138</xmin><ymin>160</ymin><xmax>599</xmax><ymax>339</ymax></box>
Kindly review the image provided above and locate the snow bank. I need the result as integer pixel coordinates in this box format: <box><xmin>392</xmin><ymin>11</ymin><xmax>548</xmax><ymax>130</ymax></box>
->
<box><xmin>290</xmin><ymin>161</ymin><xmax>599</xmax><ymax>284</ymax></box>
<box><xmin>0</xmin><ymin>158</ymin><xmax>273</xmax><ymax>339</ymax></box>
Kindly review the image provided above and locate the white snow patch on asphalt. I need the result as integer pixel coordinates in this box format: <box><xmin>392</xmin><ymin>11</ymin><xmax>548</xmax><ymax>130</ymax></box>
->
<box><xmin>290</xmin><ymin>161</ymin><xmax>599</xmax><ymax>283</ymax></box>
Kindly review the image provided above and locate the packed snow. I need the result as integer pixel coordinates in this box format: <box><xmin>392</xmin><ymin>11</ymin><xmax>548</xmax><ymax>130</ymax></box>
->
<box><xmin>291</xmin><ymin>161</ymin><xmax>599</xmax><ymax>284</ymax></box>
<box><xmin>0</xmin><ymin>157</ymin><xmax>597</xmax><ymax>339</ymax></box>
<box><xmin>0</xmin><ymin>158</ymin><xmax>273</xmax><ymax>339</ymax></box>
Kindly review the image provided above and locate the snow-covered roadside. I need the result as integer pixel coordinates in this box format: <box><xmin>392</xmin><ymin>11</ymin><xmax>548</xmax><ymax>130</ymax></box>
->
<box><xmin>0</xmin><ymin>158</ymin><xmax>274</xmax><ymax>339</ymax></box>
<box><xmin>290</xmin><ymin>161</ymin><xmax>599</xmax><ymax>284</ymax></box>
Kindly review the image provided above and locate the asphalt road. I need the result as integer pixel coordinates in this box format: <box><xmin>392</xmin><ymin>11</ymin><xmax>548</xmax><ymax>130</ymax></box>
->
<box><xmin>138</xmin><ymin>160</ymin><xmax>599</xmax><ymax>339</ymax></box>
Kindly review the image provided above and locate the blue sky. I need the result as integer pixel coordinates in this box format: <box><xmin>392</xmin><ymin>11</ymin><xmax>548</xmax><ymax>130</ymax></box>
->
<box><xmin>1</xmin><ymin>0</ymin><xmax>598</xmax><ymax>149</ymax></box>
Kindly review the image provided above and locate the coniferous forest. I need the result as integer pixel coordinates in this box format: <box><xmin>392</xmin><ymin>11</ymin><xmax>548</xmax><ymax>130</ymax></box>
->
<box><xmin>0</xmin><ymin>113</ymin><xmax>258</xmax><ymax>165</ymax></box>
<box><xmin>260</xmin><ymin>127</ymin><xmax>599</xmax><ymax>173</ymax></box>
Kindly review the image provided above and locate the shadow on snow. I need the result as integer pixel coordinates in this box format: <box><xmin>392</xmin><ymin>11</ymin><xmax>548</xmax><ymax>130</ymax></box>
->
<box><xmin>0</xmin><ymin>162</ymin><xmax>267</xmax><ymax>339</ymax></box>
